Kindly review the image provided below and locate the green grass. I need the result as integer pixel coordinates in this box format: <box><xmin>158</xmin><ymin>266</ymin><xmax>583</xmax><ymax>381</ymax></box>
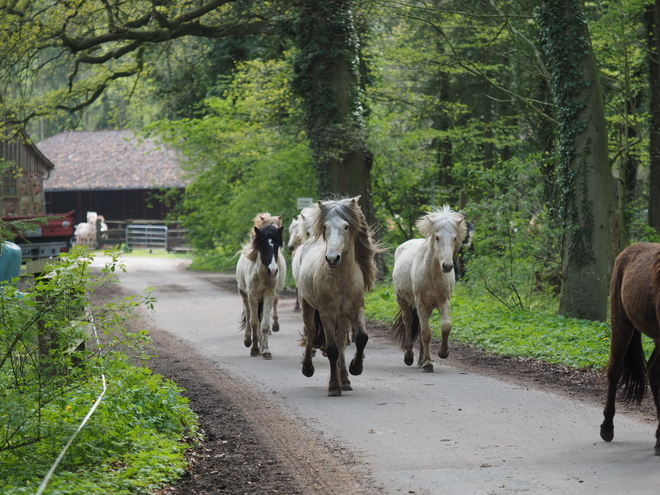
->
<box><xmin>365</xmin><ymin>282</ymin><xmax>616</xmax><ymax>369</ymax></box>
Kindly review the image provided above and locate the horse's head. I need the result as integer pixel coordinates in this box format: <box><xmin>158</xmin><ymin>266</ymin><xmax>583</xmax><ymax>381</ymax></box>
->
<box><xmin>253</xmin><ymin>225</ymin><xmax>283</xmax><ymax>278</ymax></box>
<box><xmin>313</xmin><ymin>197</ymin><xmax>363</xmax><ymax>269</ymax></box>
<box><xmin>417</xmin><ymin>206</ymin><xmax>467</xmax><ymax>274</ymax></box>
<box><xmin>287</xmin><ymin>217</ymin><xmax>301</xmax><ymax>253</ymax></box>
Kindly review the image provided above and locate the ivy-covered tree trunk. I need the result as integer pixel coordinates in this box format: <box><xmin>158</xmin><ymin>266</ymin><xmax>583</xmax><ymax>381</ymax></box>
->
<box><xmin>291</xmin><ymin>0</ymin><xmax>374</xmax><ymax>224</ymax></box>
<box><xmin>537</xmin><ymin>0</ymin><xmax>613</xmax><ymax>321</ymax></box>
<box><xmin>645</xmin><ymin>1</ymin><xmax>660</xmax><ymax>233</ymax></box>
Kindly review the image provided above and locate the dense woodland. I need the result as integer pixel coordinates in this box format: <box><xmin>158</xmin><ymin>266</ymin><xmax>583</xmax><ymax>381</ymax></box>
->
<box><xmin>1</xmin><ymin>0</ymin><xmax>659</xmax><ymax>322</ymax></box>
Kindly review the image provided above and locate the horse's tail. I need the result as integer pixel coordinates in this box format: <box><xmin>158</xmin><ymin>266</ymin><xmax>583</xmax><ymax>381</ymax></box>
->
<box><xmin>620</xmin><ymin>329</ymin><xmax>648</xmax><ymax>404</ymax></box>
<box><xmin>390</xmin><ymin>308</ymin><xmax>419</xmax><ymax>349</ymax></box>
<box><xmin>239</xmin><ymin>311</ymin><xmax>247</xmax><ymax>332</ymax></box>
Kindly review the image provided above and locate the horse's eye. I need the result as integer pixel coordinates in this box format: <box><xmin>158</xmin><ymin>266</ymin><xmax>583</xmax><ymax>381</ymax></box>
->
<box><xmin>344</xmin><ymin>225</ymin><xmax>349</xmax><ymax>230</ymax></box>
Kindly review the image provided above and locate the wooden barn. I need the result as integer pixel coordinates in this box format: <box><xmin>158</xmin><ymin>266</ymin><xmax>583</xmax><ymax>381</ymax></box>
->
<box><xmin>0</xmin><ymin>129</ymin><xmax>55</xmax><ymax>217</ymax></box>
<box><xmin>37</xmin><ymin>130</ymin><xmax>188</xmax><ymax>225</ymax></box>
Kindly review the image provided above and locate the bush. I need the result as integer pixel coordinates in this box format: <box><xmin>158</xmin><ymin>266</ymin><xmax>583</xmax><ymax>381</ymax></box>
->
<box><xmin>0</xmin><ymin>247</ymin><xmax>198</xmax><ymax>494</ymax></box>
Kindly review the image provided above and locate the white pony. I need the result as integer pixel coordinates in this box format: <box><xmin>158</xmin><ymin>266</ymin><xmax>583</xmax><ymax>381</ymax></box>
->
<box><xmin>391</xmin><ymin>205</ymin><xmax>467</xmax><ymax>372</ymax></box>
<box><xmin>74</xmin><ymin>211</ymin><xmax>99</xmax><ymax>247</ymax></box>
<box><xmin>290</xmin><ymin>205</ymin><xmax>317</xmax><ymax>311</ymax></box>
<box><xmin>236</xmin><ymin>217</ymin><xmax>286</xmax><ymax>359</ymax></box>
<box><xmin>297</xmin><ymin>197</ymin><xmax>382</xmax><ymax>396</ymax></box>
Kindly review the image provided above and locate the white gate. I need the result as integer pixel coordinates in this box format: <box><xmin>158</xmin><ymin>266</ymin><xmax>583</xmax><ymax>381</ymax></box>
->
<box><xmin>125</xmin><ymin>225</ymin><xmax>168</xmax><ymax>251</ymax></box>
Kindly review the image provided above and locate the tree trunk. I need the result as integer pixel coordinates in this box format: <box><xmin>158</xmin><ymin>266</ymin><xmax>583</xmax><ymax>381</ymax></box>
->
<box><xmin>645</xmin><ymin>1</ymin><xmax>660</xmax><ymax>233</ymax></box>
<box><xmin>291</xmin><ymin>0</ymin><xmax>374</xmax><ymax>225</ymax></box>
<box><xmin>537</xmin><ymin>0</ymin><xmax>613</xmax><ymax>321</ymax></box>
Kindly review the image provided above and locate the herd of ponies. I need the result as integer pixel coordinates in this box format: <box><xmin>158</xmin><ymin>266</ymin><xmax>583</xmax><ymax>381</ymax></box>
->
<box><xmin>235</xmin><ymin>196</ymin><xmax>660</xmax><ymax>455</ymax></box>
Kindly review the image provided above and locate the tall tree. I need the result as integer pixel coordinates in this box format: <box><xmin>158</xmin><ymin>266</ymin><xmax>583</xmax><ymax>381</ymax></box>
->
<box><xmin>645</xmin><ymin>1</ymin><xmax>660</xmax><ymax>233</ymax></box>
<box><xmin>536</xmin><ymin>0</ymin><xmax>613</xmax><ymax>321</ymax></box>
<box><xmin>290</xmin><ymin>0</ymin><xmax>374</xmax><ymax>222</ymax></box>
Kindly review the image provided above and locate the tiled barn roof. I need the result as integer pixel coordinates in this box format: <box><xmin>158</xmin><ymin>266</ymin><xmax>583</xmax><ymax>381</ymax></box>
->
<box><xmin>38</xmin><ymin>130</ymin><xmax>188</xmax><ymax>191</ymax></box>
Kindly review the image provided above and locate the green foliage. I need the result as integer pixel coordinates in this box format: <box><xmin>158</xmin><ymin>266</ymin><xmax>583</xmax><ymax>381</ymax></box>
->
<box><xmin>365</xmin><ymin>282</ymin><xmax>613</xmax><ymax>369</ymax></box>
<box><xmin>0</xmin><ymin>247</ymin><xmax>197</xmax><ymax>494</ymax></box>
<box><xmin>150</xmin><ymin>57</ymin><xmax>317</xmax><ymax>260</ymax></box>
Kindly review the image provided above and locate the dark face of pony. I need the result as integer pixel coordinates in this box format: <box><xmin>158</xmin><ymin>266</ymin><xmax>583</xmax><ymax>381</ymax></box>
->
<box><xmin>253</xmin><ymin>225</ymin><xmax>283</xmax><ymax>278</ymax></box>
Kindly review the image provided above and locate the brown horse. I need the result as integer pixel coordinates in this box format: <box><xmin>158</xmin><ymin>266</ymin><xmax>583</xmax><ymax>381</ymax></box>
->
<box><xmin>600</xmin><ymin>242</ymin><xmax>660</xmax><ymax>455</ymax></box>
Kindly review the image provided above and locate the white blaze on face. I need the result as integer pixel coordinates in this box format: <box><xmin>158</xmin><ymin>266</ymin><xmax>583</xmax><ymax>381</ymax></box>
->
<box><xmin>434</xmin><ymin>229</ymin><xmax>456</xmax><ymax>274</ymax></box>
<box><xmin>267</xmin><ymin>238</ymin><xmax>279</xmax><ymax>278</ymax></box>
<box><xmin>324</xmin><ymin>217</ymin><xmax>349</xmax><ymax>268</ymax></box>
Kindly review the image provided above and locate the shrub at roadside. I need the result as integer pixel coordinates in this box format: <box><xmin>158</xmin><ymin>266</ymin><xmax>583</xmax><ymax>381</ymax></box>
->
<box><xmin>0</xmin><ymin>248</ymin><xmax>198</xmax><ymax>494</ymax></box>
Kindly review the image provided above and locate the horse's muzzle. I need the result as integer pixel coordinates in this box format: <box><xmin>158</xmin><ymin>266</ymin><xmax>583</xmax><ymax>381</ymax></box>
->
<box><xmin>325</xmin><ymin>255</ymin><xmax>341</xmax><ymax>268</ymax></box>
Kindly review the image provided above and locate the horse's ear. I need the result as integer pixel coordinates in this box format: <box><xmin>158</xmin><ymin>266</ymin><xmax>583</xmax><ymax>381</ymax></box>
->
<box><xmin>277</xmin><ymin>215</ymin><xmax>283</xmax><ymax>220</ymax></box>
<box><xmin>253</xmin><ymin>226</ymin><xmax>259</xmax><ymax>235</ymax></box>
<box><xmin>352</xmin><ymin>195</ymin><xmax>361</xmax><ymax>204</ymax></box>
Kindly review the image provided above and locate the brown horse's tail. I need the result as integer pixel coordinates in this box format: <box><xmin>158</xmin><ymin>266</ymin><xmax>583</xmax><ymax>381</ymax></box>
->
<box><xmin>390</xmin><ymin>308</ymin><xmax>420</xmax><ymax>349</ymax></box>
<box><xmin>620</xmin><ymin>330</ymin><xmax>648</xmax><ymax>404</ymax></box>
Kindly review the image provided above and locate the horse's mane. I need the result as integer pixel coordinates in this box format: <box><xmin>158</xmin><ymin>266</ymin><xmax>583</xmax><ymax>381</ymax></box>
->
<box><xmin>252</xmin><ymin>212</ymin><xmax>283</xmax><ymax>230</ymax></box>
<box><xmin>312</xmin><ymin>197</ymin><xmax>384</xmax><ymax>291</ymax></box>
<box><xmin>416</xmin><ymin>205</ymin><xmax>467</xmax><ymax>245</ymax></box>
<box><xmin>244</xmin><ymin>224</ymin><xmax>283</xmax><ymax>262</ymax></box>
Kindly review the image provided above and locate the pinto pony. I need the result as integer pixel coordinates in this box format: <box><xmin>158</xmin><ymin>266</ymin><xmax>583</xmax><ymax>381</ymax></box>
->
<box><xmin>600</xmin><ymin>243</ymin><xmax>660</xmax><ymax>455</ymax></box>
<box><xmin>297</xmin><ymin>197</ymin><xmax>382</xmax><ymax>396</ymax></box>
<box><xmin>252</xmin><ymin>213</ymin><xmax>283</xmax><ymax>331</ymax></box>
<box><xmin>391</xmin><ymin>206</ymin><xmax>467</xmax><ymax>372</ymax></box>
<box><xmin>236</xmin><ymin>217</ymin><xmax>286</xmax><ymax>359</ymax></box>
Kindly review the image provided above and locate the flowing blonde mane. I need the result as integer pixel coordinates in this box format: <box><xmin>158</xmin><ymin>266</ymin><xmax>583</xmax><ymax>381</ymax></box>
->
<box><xmin>252</xmin><ymin>212</ymin><xmax>283</xmax><ymax>230</ymax></box>
<box><xmin>312</xmin><ymin>197</ymin><xmax>383</xmax><ymax>291</ymax></box>
<box><xmin>416</xmin><ymin>205</ymin><xmax>467</xmax><ymax>245</ymax></box>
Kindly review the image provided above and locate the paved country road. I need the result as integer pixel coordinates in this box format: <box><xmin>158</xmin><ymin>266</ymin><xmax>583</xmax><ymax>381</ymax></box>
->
<box><xmin>93</xmin><ymin>255</ymin><xmax>660</xmax><ymax>495</ymax></box>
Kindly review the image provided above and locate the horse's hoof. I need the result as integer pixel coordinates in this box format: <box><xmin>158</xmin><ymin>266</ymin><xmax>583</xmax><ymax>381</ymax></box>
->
<box><xmin>328</xmin><ymin>385</ymin><xmax>342</xmax><ymax>397</ymax></box>
<box><xmin>349</xmin><ymin>359</ymin><xmax>363</xmax><ymax>376</ymax></box>
<box><xmin>262</xmin><ymin>352</ymin><xmax>272</xmax><ymax>360</ymax></box>
<box><xmin>302</xmin><ymin>364</ymin><xmax>314</xmax><ymax>377</ymax></box>
<box><xmin>600</xmin><ymin>424</ymin><xmax>614</xmax><ymax>442</ymax></box>
<box><xmin>272</xmin><ymin>322</ymin><xmax>280</xmax><ymax>333</ymax></box>
<box><xmin>404</xmin><ymin>352</ymin><xmax>414</xmax><ymax>366</ymax></box>
<box><xmin>342</xmin><ymin>381</ymin><xmax>353</xmax><ymax>391</ymax></box>
<box><xmin>244</xmin><ymin>338</ymin><xmax>251</xmax><ymax>348</ymax></box>
<box><xmin>438</xmin><ymin>348</ymin><xmax>449</xmax><ymax>359</ymax></box>
<box><xmin>422</xmin><ymin>363</ymin><xmax>434</xmax><ymax>372</ymax></box>
<box><xmin>250</xmin><ymin>347</ymin><xmax>260</xmax><ymax>357</ymax></box>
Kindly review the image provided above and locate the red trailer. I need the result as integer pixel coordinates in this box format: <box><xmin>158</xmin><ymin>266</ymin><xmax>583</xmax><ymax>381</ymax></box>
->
<box><xmin>3</xmin><ymin>211</ymin><xmax>75</xmax><ymax>260</ymax></box>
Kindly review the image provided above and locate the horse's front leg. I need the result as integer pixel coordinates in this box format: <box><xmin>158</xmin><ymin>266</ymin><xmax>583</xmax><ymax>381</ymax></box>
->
<box><xmin>271</xmin><ymin>294</ymin><xmax>280</xmax><ymax>333</ymax></box>
<box><xmin>337</xmin><ymin>318</ymin><xmax>353</xmax><ymax>391</ymax></box>
<box><xmin>260</xmin><ymin>294</ymin><xmax>276</xmax><ymax>360</ymax></box>
<box><xmin>416</xmin><ymin>305</ymin><xmax>434</xmax><ymax>372</ymax></box>
<box><xmin>300</xmin><ymin>298</ymin><xmax>316</xmax><ymax>378</ymax></box>
<box><xmin>438</xmin><ymin>298</ymin><xmax>451</xmax><ymax>359</ymax></box>
<box><xmin>320</xmin><ymin>314</ymin><xmax>342</xmax><ymax>396</ymax></box>
<box><xmin>349</xmin><ymin>308</ymin><xmax>368</xmax><ymax>377</ymax></box>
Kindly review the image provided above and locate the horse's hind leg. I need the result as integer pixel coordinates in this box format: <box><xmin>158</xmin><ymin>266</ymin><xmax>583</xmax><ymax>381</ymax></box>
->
<box><xmin>396</xmin><ymin>295</ymin><xmax>415</xmax><ymax>366</ymax></box>
<box><xmin>600</xmin><ymin>307</ymin><xmax>636</xmax><ymax>443</ymax></box>
<box><xmin>646</xmin><ymin>346</ymin><xmax>660</xmax><ymax>455</ymax></box>
<box><xmin>239</xmin><ymin>290</ymin><xmax>252</xmax><ymax>348</ymax></box>
<box><xmin>260</xmin><ymin>297</ymin><xmax>274</xmax><ymax>360</ymax></box>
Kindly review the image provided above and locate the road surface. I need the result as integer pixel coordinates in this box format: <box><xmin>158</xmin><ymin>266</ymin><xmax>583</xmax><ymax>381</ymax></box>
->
<box><xmin>93</xmin><ymin>255</ymin><xmax>660</xmax><ymax>495</ymax></box>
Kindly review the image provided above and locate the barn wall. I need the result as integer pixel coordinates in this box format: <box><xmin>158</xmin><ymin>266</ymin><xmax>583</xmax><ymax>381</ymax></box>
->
<box><xmin>45</xmin><ymin>188</ymin><xmax>183</xmax><ymax>224</ymax></box>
